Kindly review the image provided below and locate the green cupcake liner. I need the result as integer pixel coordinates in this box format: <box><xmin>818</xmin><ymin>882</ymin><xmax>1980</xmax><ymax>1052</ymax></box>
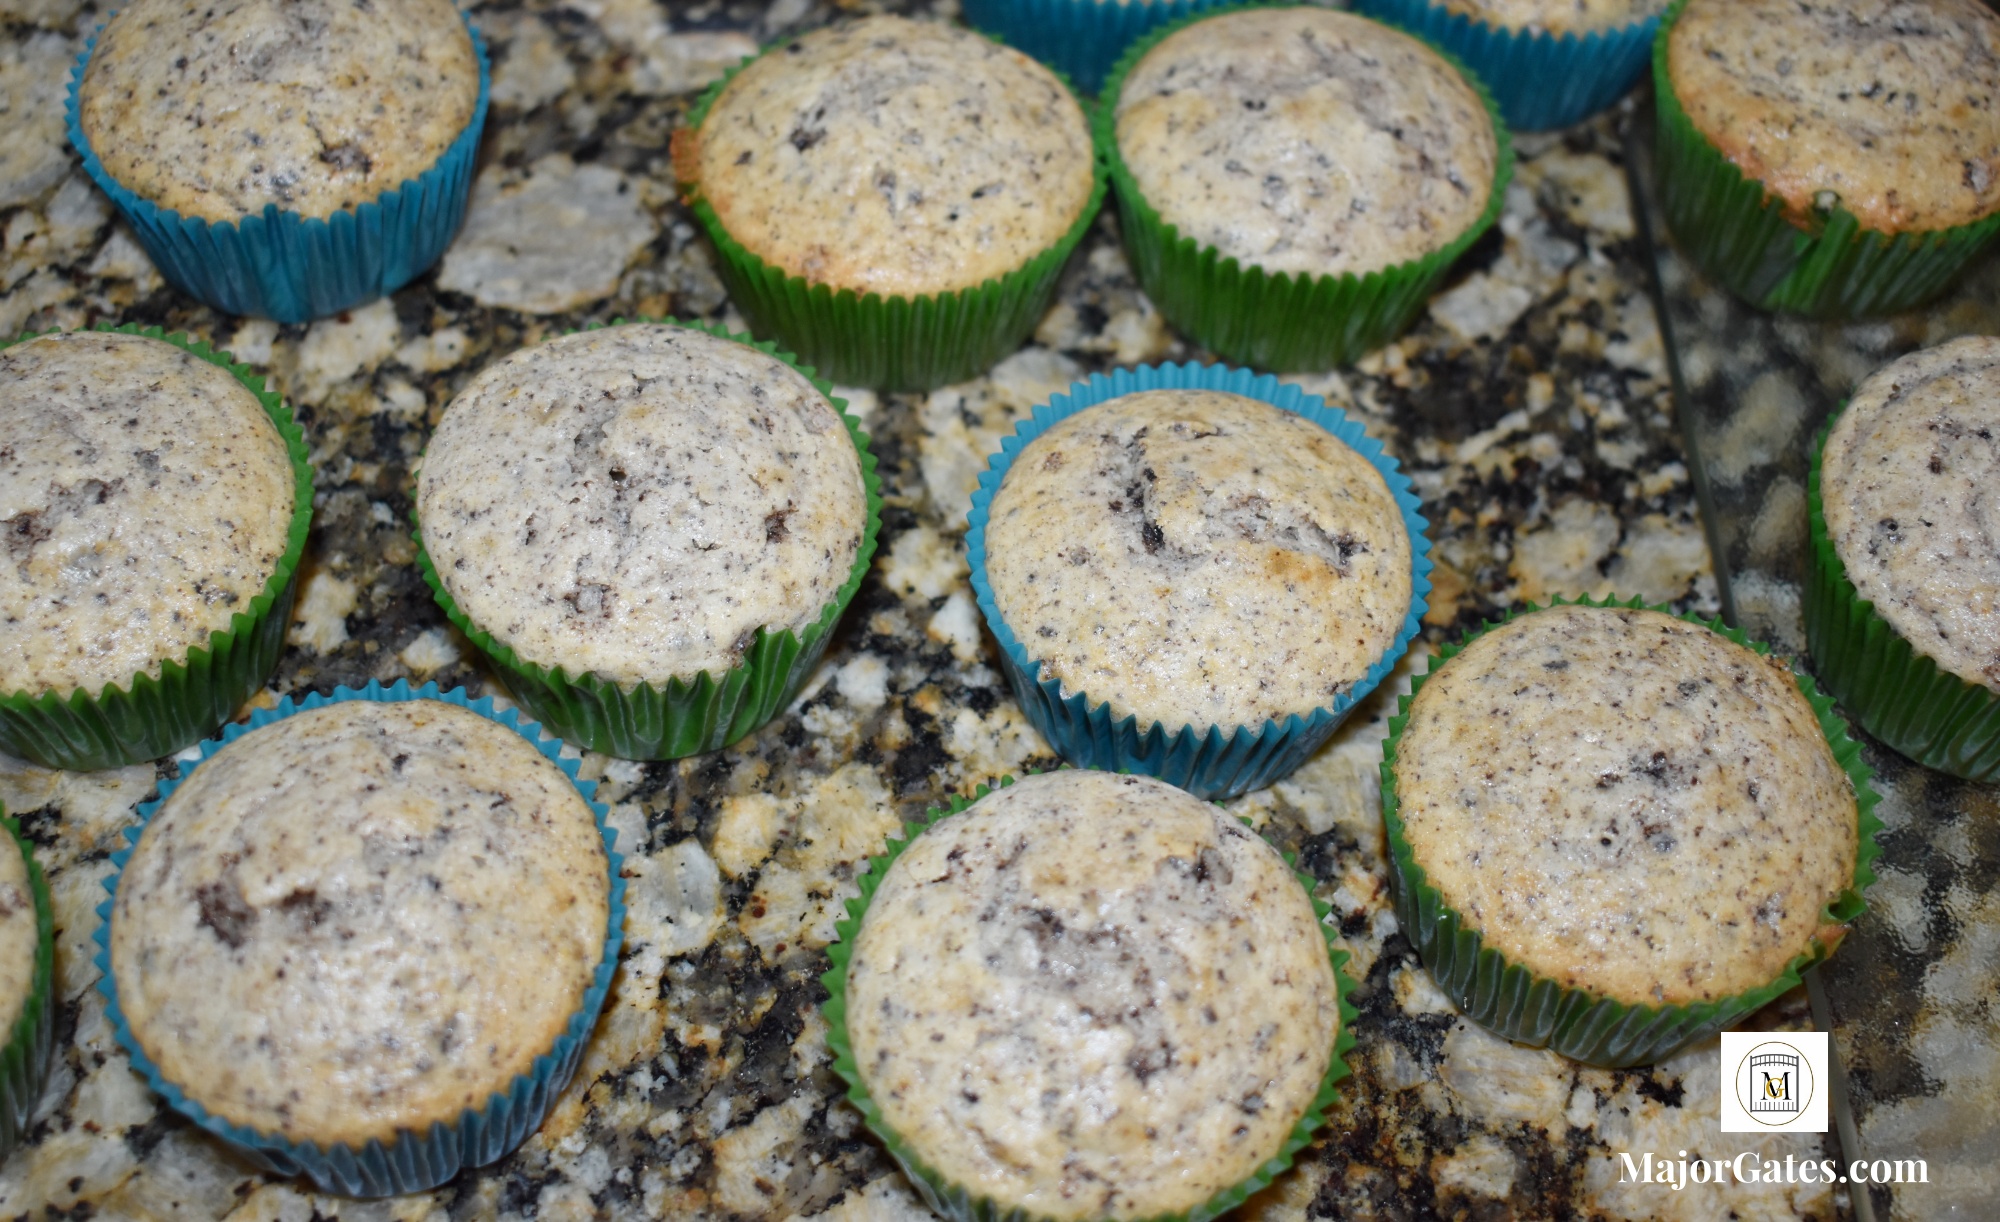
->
<box><xmin>678</xmin><ymin>45</ymin><xmax>1108</xmax><ymax>393</ymax></box>
<box><xmin>1096</xmin><ymin>3</ymin><xmax>1515</xmax><ymax>373</ymax></box>
<box><xmin>0</xmin><ymin>812</ymin><xmax>55</xmax><ymax>1161</ymax></box>
<box><xmin>1379</xmin><ymin>595</ymin><xmax>1883</xmax><ymax>1068</ymax></box>
<box><xmin>0</xmin><ymin>325</ymin><xmax>316</xmax><ymax>771</ymax></box>
<box><xmin>822</xmin><ymin>775</ymin><xmax>1361</xmax><ymax>1222</ymax></box>
<box><xmin>1805</xmin><ymin>418</ymin><xmax>2000</xmax><ymax>782</ymax></box>
<box><xmin>413</xmin><ymin>318</ymin><xmax>882</xmax><ymax>761</ymax></box>
<box><xmin>1650</xmin><ymin>0</ymin><xmax>2000</xmax><ymax>319</ymax></box>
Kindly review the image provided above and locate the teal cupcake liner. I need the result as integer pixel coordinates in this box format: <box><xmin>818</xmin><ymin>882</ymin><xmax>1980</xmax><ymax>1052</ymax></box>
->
<box><xmin>0</xmin><ymin>813</ymin><xmax>56</xmax><ymax>1162</ymax></box>
<box><xmin>967</xmin><ymin>361</ymin><xmax>1433</xmax><ymax>800</ymax></box>
<box><xmin>1806</xmin><ymin>418</ymin><xmax>2000</xmax><ymax>782</ymax></box>
<box><xmin>92</xmin><ymin>679</ymin><xmax>627</xmax><ymax>1197</ymax></box>
<box><xmin>1353</xmin><ymin>0</ymin><xmax>1658</xmax><ymax>131</ymax></box>
<box><xmin>1380</xmin><ymin>595</ymin><xmax>1883</xmax><ymax>1068</ymax></box>
<box><xmin>1651</xmin><ymin>0</ymin><xmax>2000</xmax><ymax>318</ymax></box>
<box><xmin>677</xmin><ymin>44</ymin><xmax>1107</xmax><ymax>393</ymax></box>
<box><xmin>822</xmin><ymin>775</ymin><xmax>1361</xmax><ymax>1222</ymax></box>
<box><xmin>414</xmin><ymin>318</ymin><xmax>882</xmax><ymax>760</ymax></box>
<box><xmin>0</xmin><ymin>325</ymin><xmax>315</xmax><ymax>771</ymax></box>
<box><xmin>65</xmin><ymin>12</ymin><xmax>490</xmax><ymax>323</ymax></box>
<box><xmin>959</xmin><ymin>0</ymin><xmax>1236</xmax><ymax>96</ymax></box>
<box><xmin>1097</xmin><ymin>4</ymin><xmax>1514</xmax><ymax>372</ymax></box>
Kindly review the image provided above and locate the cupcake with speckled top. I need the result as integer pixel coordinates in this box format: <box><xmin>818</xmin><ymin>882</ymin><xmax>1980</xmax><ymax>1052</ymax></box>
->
<box><xmin>1654</xmin><ymin>0</ymin><xmax>2000</xmax><ymax>317</ymax></box>
<box><xmin>1382</xmin><ymin>599</ymin><xmax>1880</xmax><ymax>1066</ymax></box>
<box><xmin>67</xmin><ymin>0</ymin><xmax>489</xmax><ymax>321</ymax></box>
<box><xmin>968</xmin><ymin>362</ymin><xmax>1431</xmax><ymax>799</ymax></box>
<box><xmin>1099</xmin><ymin>5</ymin><xmax>1510</xmax><ymax>372</ymax></box>
<box><xmin>673</xmin><ymin>14</ymin><xmax>1105</xmax><ymax>391</ymax></box>
<box><xmin>415</xmin><ymin>320</ymin><xmax>881</xmax><ymax>760</ymax></box>
<box><xmin>824</xmin><ymin>770</ymin><xmax>1357</xmax><ymax>1222</ymax></box>
<box><xmin>1354</xmin><ymin>0</ymin><xmax>1667</xmax><ymax>130</ymax></box>
<box><xmin>0</xmin><ymin>327</ymin><xmax>313</xmax><ymax>771</ymax></box>
<box><xmin>1807</xmin><ymin>337</ymin><xmax>2000</xmax><ymax>782</ymax></box>
<box><xmin>98</xmin><ymin>683</ymin><xmax>624</xmax><ymax>1195</ymax></box>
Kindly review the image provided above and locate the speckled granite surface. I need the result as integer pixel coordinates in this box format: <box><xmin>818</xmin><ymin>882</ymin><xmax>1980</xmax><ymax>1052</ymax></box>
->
<box><xmin>0</xmin><ymin>0</ymin><xmax>1868</xmax><ymax>1218</ymax></box>
<box><xmin>1631</xmin><ymin>109</ymin><xmax>2000</xmax><ymax>1222</ymax></box>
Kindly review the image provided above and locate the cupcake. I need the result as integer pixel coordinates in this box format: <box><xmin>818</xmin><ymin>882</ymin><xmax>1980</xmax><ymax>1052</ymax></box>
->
<box><xmin>0</xmin><ymin>813</ymin><xmax>54</xmax><ymax>1162</ymax></box>
<box><xmin>1382</xmin><ymin>600</ymin><xmax>1879</xmax><ymax>1067</ymax></box>
<box><xmin>1808</xmin><ymin>337</ymin><xmax>2000</xmax><ymax>782</ymax></box>
<box><xmin>968</xmin><ymin>363</ymin><xmax>1430</xmax><ymax>799</ymax></box>
<box><xmin>97</xmin><ymin>682</ymin><xmax>624</xmax><ymax>1196</ymax></box>
<box><xmin>957</xmin><ymin>0</ymin><xmax>1233</xmax><ymax>96</ymax></box>
<box><xmin>672</xmin><ymin>15</ymin><xmax>1104</xmax><ymax>392</ymax></box>
<box><xmin>825</xmin><ymin>770</ymin><xmax>1356</xmax><ymax>1221</ymax></box>
<box><xmin>0</xmin><ymin>327</ymin><xmax>313</xmax><ymax>772</ymax></box>
<box><xmin>414</xmin><ymin>320</ymin><xmax>880</xmax><ymax>760</ymax></box>
<box><xmin>67</xmin><ymin>0</ymin><xmax>489</xmax><ymax>322</ymax></box>
<box><xmin>1654</xmin><ymin>0</ymin><xmax>2000</xmax><ymax>318</ymax></box>
<box><xmin>1100</xmin><ymin>5</ymin><xmax>1509</xmax><ymax>372</ymax></box>
<box><xmin>1352</xmin><ymin>0</ymin><xmax>1667</xmax><ymax>131</ymax></box>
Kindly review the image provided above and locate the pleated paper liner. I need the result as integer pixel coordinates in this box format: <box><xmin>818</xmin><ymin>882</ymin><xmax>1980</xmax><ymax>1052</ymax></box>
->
<box><xmin>676</xmin><ymin>44</ymin><xmax>1107</xmax><ymax>393</ymax></box>
<box><xmin>1095</xmin><ymin>4</ymin><xmax>1515</xmax><ymax>373</ymax></box>
<box><xmin>65</xmin><ymin>13</ymin><xmax>490</xmax><ymax>323</ymax></box>
<box><xmin>413</xmin><ymin>319</ymin><xmax>883</xmax><ymax>761</ymax></box>
<box><xmin>1651</xmin><ymin>0</ymin><xmax>2000</xmax><ymax>319</ymax></box>
<box><xmin>821</xmin><ymin>776</ymin><xmax>1361</xmax><ymax>1222</ymax></box>
<box><xmin>1352</xmin><ymin>0</ymin><xmax>1658</xmax><ymax>132</ymax></box>
<box><xmin>92</xmin><ymin>680</ymin><xmax>627</xmax><ymax>1197</ymax></box>
<box><xmin>1805</xmin><ymin>418</ymin><xmax>2000</xmax><ymax>782</ymax></box>
<box><xmin>1379</xmin><ymin>595</ymin><xmax>1884</xmax><ymax>1069</ymax></box>
<box><xmin>958</xmin><ymin>0</ymin><xmax>1234</xmax><ymax>97</ymax></box>
<box><xmin>0</xmin><ymin>325</ymin><xmax>315</xmax><ymax>772</ymax></box>
<box><xmin>967</xmin><ymin>361</ymin><xmax>1433</xmax><ymax>800</ymax></box>
<box><xmin>0</xmin><ymin>812</ymin><xmax>55</xmax><ymax>1162</ymax></box>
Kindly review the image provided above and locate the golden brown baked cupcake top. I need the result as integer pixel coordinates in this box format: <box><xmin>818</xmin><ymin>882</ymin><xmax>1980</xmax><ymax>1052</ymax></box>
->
<box><xmin>985</xmin><ymin>389</ymin><xmax>1412</xmax><ymax>731</ymax></box>
<box><xmin>846</xmin><ymin>771</ymin><xmax>1339</xmax><ymax>1221</ymax></box>
<box><xmin>1821</xmin><ymin>336</ymin><xmax>2000</xmax><ymax>694</ymax></box>
<box><xmin>110</xmin><ymin>699</ymin><xmax>609</xmax><ymax>1148</ymax></box>
<box><xmin>1441</xmin><ymin>0</ymin><xmax>1667</xmax><ymax>33</ymax></box>
<box><xmin>1668</xmin><ymin>0</ymin><xmax>2000</xmax><ymax>233</ymax></box>
<box><xmin>0</xmin><ymin>332</ymin><xmax>295</xmax><ymax>698</ymax></box>
<box><xmin>679</xmin><ymin>15</ymin><xmax>1095</xmax><ymax>296</ymax></box>
<box><xmin>79</xmin><ymin>0</ymin><xmax>480</xmax><ymax>222</ymax></box>
<box><xmin>1114</xmin><ymin>7</ymin><xmax>1496</xmax><ymax>278</ymax></box>
<box><xmin>1395</xmin><ymin>605</ymin><xmax>1857</xmax><ymax>1007</ymax></box>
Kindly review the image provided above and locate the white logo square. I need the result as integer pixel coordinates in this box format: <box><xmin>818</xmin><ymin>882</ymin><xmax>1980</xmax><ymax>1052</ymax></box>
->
<box><xmin>1720</xmin><ymin>1030</ymin><xmax>1829</xmax><ymax>1133</ymax></box>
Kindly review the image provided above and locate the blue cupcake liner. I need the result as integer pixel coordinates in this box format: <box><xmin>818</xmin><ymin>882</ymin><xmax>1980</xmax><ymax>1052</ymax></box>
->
<box><xmin>959</xmin><ymin>0</ymin><xmax>1237</xmax><ymax>96</ymax></box>
<box><xmin>92</xmin><ymin>679</ymin><xmax>627</xmax><ymax>1197</ymax></box>
<box><xmin>65</xmin><ymin>12</ymin><xmax>491</xmax><ymax>323</ymax></box>
<box><xmin>967</xmin><ymin>362</ymin><xmax>1433</xmax><ymax>800</ymax></box>
<box><xmin>1352</xmin><ymin>0</ymin><xmax>1658</xmax><ymax>132</ymax></box>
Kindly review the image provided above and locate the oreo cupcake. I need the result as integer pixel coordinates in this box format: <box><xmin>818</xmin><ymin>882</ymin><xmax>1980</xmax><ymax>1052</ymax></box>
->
<box><xmin>97</xmin><ymin>683</ymin><xmax>624</xmax><ymax>1195</ymax></box>
<box><xmin>673</xmin><ymin>15</ymin><xmax>1104</xmax><ymax>391</ymax></box>
<box><xmin>1100</xmin><ymin>5</ymin><xmax>1509</xmax><ymax>371</ymax></box>
<box><xmin>1382</xmin><ymin>600</ymin><xmax>1880</xmax><ymax>1067</ymax></box>
<box><xmin>969</xmin><ymin>362</ymin><xmax>1430</xmax><ymax>799</ymax></box>
<box><xmin>68</xmin><ymin>0</ymin><xmax>489</xmax><ymax>321</ymax></box>
<box><xmin>415</xmin><ymin>321</ymin><xmax>880</xmax><ymax>760</ymax></box>
<box><xmin>1353</xmin><ymin>0</ymin><xmax>1667</xmax><ymax>130</ymax></box>
<box><xmin>1808</xmin><ymin>337</ymin><xmax>2000</xmax><ymax>781</ymax></box>
<box><xmin>958</xmin><ymin>0</ymin><xmax>1233</xmax><ymax>96</ymax></box>
<box><xmin>0</xmin><ymin>327</ymin><xmax>313</xmax><ymax>771</ymax></box>
<box><xmin>0</xmin><ymin>812</ymin><xmax>54</xmax><ymax>1162</ymax></box>
<box><xmin>1655</xmin><ymin>0</ymin><xmax>2000</xmax><ymax>317</ymax></box>
<box><xmin>825</xmin><ymin>770</ymin><xmax>1357</xmax><ymax>1221</ymax></box>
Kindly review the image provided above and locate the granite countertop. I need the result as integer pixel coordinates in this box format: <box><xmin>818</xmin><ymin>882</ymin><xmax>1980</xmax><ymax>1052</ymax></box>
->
<box><xmin>0</xmin><ymin>1</ymin><xmax>1865</xmax><ymax>1219</ymax></box>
